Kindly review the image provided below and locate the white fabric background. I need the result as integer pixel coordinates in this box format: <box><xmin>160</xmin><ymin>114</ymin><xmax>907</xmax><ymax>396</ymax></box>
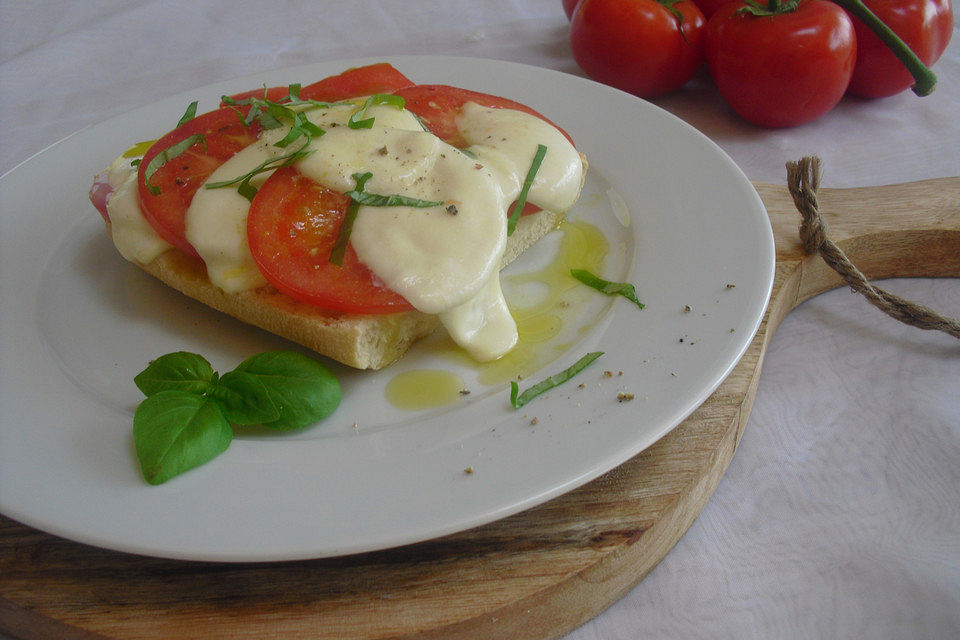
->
<box><xmin>1</xmin><ymin>1</ymin><xmax>958</xmax><ymax>638</ymax></box>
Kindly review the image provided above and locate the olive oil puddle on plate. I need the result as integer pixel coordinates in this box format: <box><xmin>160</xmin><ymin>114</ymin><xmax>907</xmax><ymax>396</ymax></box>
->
<box><xmin>385</xmin><ymin>219</ymin><xmax>610</xmax><ymax>410</ymax></box>
<box><xmin>385</xmin><ymin>369</ymin><xmax>467</xmax><ymax>411</ymax></box>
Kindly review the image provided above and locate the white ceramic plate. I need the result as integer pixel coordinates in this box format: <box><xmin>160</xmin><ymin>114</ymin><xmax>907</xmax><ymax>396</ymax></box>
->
<box><xmin>0</xmin><ymin>56</ymin><xmax>774</xmax><ymax>561</ymax></box>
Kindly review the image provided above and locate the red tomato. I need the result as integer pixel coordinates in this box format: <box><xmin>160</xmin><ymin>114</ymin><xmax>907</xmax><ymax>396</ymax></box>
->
<box><xmin>705</xmin><ymin>0</ymin><xmax>856</xmax><ymax>127</ymax></box>
<box><xmin>692</xmin><ymin>0</ymin><xmax>734</xmax><ymax>17</ymax></box>
<box><xmin>569</xmin><ymin>0</ymin><xmax>706</xmax><ymax>98</ymax></box>
<box><xmin>225</xmin><ymin>63</ymin><xmax>415</xmax><ymax>105</ymax></box>
<box><xmin>845</xmin><ymin>0</ymin><xmax>953</xmax><ymax>98</ymax></box>
<box><xmin>246</xmin><ymin>167</ymin><xmax>413</xmax><ymax>314</ymax></box>
<box><xmin>137</xmin><ymin>108</ymin><xmax>261</xmax><ymax>257</ymax></box>
<box><xmin>392</xmin><ymin>84</ymin><xmax>573</xmax><ymax>147</ymax></box>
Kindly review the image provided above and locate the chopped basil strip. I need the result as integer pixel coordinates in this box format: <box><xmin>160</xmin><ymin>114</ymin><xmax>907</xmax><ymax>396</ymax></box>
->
<box><xmin>570</xmin><ymin>269</ymin><xmax>645</xmax><ymax>310</ymax></box>
<box><xmin>348</xmin><ymin>94</ymin><xmax>406</xmax><ymax>130</ymax></box>
<box><xmin>330</xmin><ymin>172</ymin><xmax>373</xmax><ymax>266</ymax></box>
<box><xmin>329</xmin><ymin>171</ymin><xmax>442</xmax><ymax>265</ymax></box>
<box><xmin>509</xmin><ymin>351</ymin><xmax>604</xmax><ymax>409</ymax></box>
<box><xmin>507</xmin><ymin>144</ymin><xmax>547</xmax><ymax>236</ymax></box>
<box><xmin>345</xmin><ymin>190</ymin><xmax>444</xmax><ymax>208</ymax></box>
<box><xmin>177</xmin><ymin>101</ymin><xmax>199</xmax><ymax>126</ymax></box>
<box><xmin>204</xmin><ymin>142</ymin><xmax>312</xmax><ymax>202</ymax></box>
<box><xmin>143</xmin><ymin>133</ymin><xmax>205</xmax><ymax>196</ymax></box>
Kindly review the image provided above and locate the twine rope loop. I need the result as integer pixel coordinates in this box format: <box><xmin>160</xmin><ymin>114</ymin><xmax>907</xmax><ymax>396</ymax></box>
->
<box><xmin>786</xmin><ymin>156</ymin><xmax>960</xmax><ymax>340</ymax></box>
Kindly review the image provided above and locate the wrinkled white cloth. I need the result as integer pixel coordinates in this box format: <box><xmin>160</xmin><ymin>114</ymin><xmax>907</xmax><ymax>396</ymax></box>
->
<box><xmin>2</xmin><ymin>1</ymin><xmax>958</xmax><ymax>638</ymax></box>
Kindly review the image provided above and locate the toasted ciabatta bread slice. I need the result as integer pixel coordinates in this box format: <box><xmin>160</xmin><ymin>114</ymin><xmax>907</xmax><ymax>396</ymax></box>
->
<box><xmin>124</xmin><ymin>207</ymin><xmax>565</xmax><ymax>370</ymax></box>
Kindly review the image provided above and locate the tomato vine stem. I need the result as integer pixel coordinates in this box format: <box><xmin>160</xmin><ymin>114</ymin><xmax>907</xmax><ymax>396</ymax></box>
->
<box><xmin>828</xmin><ymin>0</ymin><xmax>937</xmax><ymax>96</ymax></box>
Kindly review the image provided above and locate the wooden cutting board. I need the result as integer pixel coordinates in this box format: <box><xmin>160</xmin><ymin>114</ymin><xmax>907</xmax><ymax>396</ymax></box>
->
<box><xmin>2</xmin><ymin>176</ymin><xmax>958</xmax><ymax>640</ymax></box>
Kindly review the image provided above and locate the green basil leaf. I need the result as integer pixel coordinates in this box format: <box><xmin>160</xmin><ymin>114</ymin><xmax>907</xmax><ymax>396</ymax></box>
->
<box><xmin>570</xmin><ymin>269</ymin><xmax>645</xmax><ymax>310</ymax></box>
<box><xmin>177</xmin><ymin>100</ymin><xmax>199</xmax><ymax>126</ymax></box>
<box><xmin>142</xmin><ymin>133</ymin><xmax>205</xmax><ymax>196</ymax></box>
<box><xmin>507</xmin><ymin>144</ymin><xmax>547</xmax><ymax>236</ymax></box>
<box><xmin>346</xmin><ymin>190</ymin><xmax>444</xmax><ymax>208</ymax></box>
<box><xmin>348</xmin><ymin>94</ymin><xmax>406</xmax><ymax>129</ymax></box>
<box><xmin>330</xmin><ymin>172</ymin><xmax>372</xmax><ymax>265</ymax></box>
<box><xmin>212</xmin><ymin>371</ymin><xmax>281</xmax><ymax>426</ymax></box>
<box><xmin>205</xmin><ymin>142</ymin><xmax>312</xmax><ymax>201</ymax></box>
<box><xmin>133</xmin><ymin>391</ymin><xmax>232</xmax><ymax>484</ymax></box>
<box><xmin>509</xmin><ymin>351</ymin><xmax>604</xmax><ymax>409</ymax></box>
<box><xmin>134</xmin><ymin>351</ymin><xmax>216</xmax><ymax>397</ymax></box>
<box><xmin>233</xmin><ymin>351</ymin><xmax>341</xmax><ymax>430</ymax></box>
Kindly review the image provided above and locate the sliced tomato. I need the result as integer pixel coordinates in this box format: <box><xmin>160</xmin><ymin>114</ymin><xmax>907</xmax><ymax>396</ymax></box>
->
<box><xmin>300</xmin><ymin>63</ymin><xmax>415</xmax><ymax>101</ymax></box>
<box><xmin>392</xmin><ymin>84</ymin><xmax>573</xmax><ymax>147</ymax></box>
<box><xmin>137</xmin><ymin>107</ymin><xmax>260</xmax><ymax>257</ymax></box>
<box><xmin>247</xmin><ymin>166</ymin><xmax>413</xmax><ymax>314</ymax></box>
<box><xmin>224</xmin><ymin>63</ymin><xmax>415</xmax><ymax>106</ymax></box>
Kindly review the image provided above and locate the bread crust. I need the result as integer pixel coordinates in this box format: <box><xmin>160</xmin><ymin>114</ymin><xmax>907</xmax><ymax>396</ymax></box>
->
<box><xmin>127</xmin><ymin>208</ymin><xmax>564</xmax><ymax>369</ymax></box>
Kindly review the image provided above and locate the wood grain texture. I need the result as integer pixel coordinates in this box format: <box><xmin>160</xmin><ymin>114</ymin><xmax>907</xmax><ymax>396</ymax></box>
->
<box><xmin>2</xmin><ymin>177</ymin><xmax>958</xmax><ymax>640</ymax></box>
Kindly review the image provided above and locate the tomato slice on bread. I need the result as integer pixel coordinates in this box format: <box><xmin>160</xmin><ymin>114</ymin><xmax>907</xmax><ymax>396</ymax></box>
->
<box><xmin>138</xmin><ymin>64</ymin><xmax>416</xmax><ymax>259</ymax></box>
<box><xmin>243</xmin><ymin>84</ymin><xmax>577</xmax><ymax>313</ymax></box>
<box><xmin>392</xmin><ymin>84</ymin><xmax>574</xmax><ymax>147</ymax></box>
<box><xmin>224</xmin><ymin>62</ymin><xmax>415</xmax><ymax>106</ymax></box>
<box><xmin>132</xmin><ymin>67</ymin><xmax>574</xmax><ymax>315</ymax></box>
<box><xmin>137</xmin><ymin>108</ymin><xmax>261</xmax><ymax>257</ymax></box>
<box><xmin>246</xmin><ymin>167</ymin><xmax>413</xmax><ymax>314</ymax></box>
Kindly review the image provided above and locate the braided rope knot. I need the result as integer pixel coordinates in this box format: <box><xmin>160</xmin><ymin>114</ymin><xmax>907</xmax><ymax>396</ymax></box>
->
<box><xmin>785</xmin><ymin>156</ymin><xmax>960</xmax><ymax>340</ymax></box>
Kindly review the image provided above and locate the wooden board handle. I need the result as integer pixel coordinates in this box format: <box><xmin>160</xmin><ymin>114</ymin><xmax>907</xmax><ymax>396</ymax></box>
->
<box><xmin>756</xmin><ymin>176</ymin><xmax>960</xmax><ymax>336</ymax></box>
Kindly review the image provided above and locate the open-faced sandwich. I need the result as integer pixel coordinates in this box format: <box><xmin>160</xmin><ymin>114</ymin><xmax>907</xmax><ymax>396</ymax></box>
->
<box><xmin>89</xmin><ymin>63</ymin><xmax>587</xmax><ymax>369</ymax></box>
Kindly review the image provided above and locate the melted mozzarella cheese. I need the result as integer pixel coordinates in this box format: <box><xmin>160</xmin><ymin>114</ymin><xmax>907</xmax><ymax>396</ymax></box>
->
<box><xmin>108</xmin><ymin>97</ymin><xmax>584</xmax><ymax>362</ymax></box>
<box><xmin>298</xmin><ymin>126</ymin><xmax>507</xmax><ymax>315</ymax></box>
<box><xmin>457</xmin><ymin>103</ymin><xmax>584</xmax><ymax>213</ymax></box>
<box><xmin>104</xmin><ymin>157</ymin><xmax>172</xmax><ymax>264</ymax></box>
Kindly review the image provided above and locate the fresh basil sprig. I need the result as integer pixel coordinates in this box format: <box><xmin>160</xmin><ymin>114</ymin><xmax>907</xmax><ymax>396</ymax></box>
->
<box><xmin>132</xmin><ymin>351</ymin><xmax>341</xmax><ymax>484</ymax></box>
<box><xmin>507</xmin><ymin>144</ymin><xmax>547</xmax><ymax>236</ymax></box>
<box><xmin>329</xmin><ymin>171</ymin><xmax>444</xmax><ymax>265</ymax></box>
<box><xmin>570</xmin><ymin>269</ymin><xmax>645</xmax><ymax>310</ymax></box>
<box><xmin>509</xmin><ymin>351</ymin><xmax>603</xmax><ymax>409</ymax></box>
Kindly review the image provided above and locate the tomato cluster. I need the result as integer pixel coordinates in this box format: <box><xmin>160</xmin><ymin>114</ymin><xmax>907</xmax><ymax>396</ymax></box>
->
<box><xmin>565</xmin><ymin>0</ymin><xmax>953</xmax><ymax>127</ymax></box>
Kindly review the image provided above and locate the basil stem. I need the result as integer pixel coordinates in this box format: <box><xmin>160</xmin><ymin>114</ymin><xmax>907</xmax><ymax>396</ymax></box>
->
<box><xmin>571</xmin><ymin>269</ymin><xmax>645</xmax><ymax>309</ymax></box>
<box><xmin>507</xmin><ymin>144</ymin><xmax>547</xmax><ymax>236</ymax></box>
<box><xmin>510</xmin><ymin>351</ymin><xmax>604</xmax><ymax>408</ymax></box>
